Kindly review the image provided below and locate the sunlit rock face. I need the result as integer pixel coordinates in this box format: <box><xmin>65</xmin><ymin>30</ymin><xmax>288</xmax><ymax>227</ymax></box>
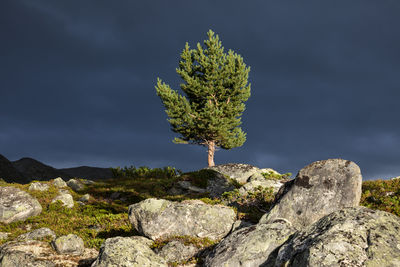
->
<box><xmin>260</xmin><ymin>159</ymin><xmax>362</xmax><ymax>230</ymax></box>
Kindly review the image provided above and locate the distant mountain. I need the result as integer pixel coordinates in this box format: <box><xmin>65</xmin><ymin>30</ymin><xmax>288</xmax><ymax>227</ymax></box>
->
<box><xmin>12</xmin><ymin>157</ymin><xmax>70</xmax><ymax>182</ymax></box>
<box><xmin>60</xmin><ymin>166</ymin><xmax>113</xmax><ymax>180</ymax></box>
<box><xmin>0</xmin><ymin>155</ymin><xmax>114</xmax><ymax>183</ymax></box>
<box><xmin>0</xmin><ymin>154</ymin><xmax>26</xmax><ymax>183</ymax></box>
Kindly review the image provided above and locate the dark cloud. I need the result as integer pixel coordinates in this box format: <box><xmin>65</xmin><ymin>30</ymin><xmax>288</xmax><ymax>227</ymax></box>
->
<box><xmin>1</xmin><ymin>0</ymin><xmax>400</xmax><ymax>179</ymax></box>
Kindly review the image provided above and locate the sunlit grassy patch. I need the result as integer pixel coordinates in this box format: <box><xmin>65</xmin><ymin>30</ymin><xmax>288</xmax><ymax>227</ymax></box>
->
<box><xmin>360</xmin><ymin>178</ymin><xmax>400</xmax><ymax>216</ymax></box>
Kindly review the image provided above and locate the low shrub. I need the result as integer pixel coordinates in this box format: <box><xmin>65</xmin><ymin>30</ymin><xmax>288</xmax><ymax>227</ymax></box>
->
<box><xmin>111</xmin><ymin>166</ymin><xmax>181</xmax><ymax>179</ymax></box>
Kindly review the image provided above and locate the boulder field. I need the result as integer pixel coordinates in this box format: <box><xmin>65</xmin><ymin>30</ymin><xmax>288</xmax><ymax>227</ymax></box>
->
<box><xmin>0</xmin><ymin>159</ymin><xmax>399</xmax><ymax>266</ymax></box>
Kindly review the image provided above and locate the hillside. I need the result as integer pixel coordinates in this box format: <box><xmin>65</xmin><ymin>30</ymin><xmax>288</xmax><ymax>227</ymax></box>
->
<box><xmin>60</xmin><ymin>166</ymin><xmax>113</xmax><ymax>180</ymax></box>
<box><xmin>0</xmin><ymin>155</ymin><xmax>113</xmax><ymax>184</ymax></box>
<box><xmin>0</xmin><ymin>160</ymin><xmax>398</xmax><ymax>266</ymax></box>
<box><xmin>12</xmin><ymin>157</ymin><xmax>70</xmax><ymax>182</ymax></box>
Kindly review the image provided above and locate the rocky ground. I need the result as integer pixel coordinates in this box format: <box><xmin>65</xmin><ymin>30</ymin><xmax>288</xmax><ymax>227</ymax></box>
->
<box><xmin>0</xmin><ymin>158</ymin><xmax>399</xmax><ymax>266</ymax></box>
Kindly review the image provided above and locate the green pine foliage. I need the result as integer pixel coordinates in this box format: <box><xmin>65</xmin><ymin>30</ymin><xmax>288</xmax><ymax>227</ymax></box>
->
<box><xmin>156</xmin><ymin>30</ymin><xmax>251</xmax><ymax>163</ymax></box>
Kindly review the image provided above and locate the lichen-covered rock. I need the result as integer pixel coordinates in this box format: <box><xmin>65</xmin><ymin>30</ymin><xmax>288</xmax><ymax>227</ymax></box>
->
<box><xmin>51</xmin><ymin>177</ymin><xmax>67</xmax><ymax>188</ymax></box>
<box><xmin>17</xmin><ymin>228</ymin><xmax>56</xmax><ymax>241</ymax></box>
<box><xmin>0</xmin><ymin>187</ymin><xmax>42</xmax><ymax>224</ymax></box>
<box><xmin>209</xmin><ymin>163</ymin><xmax>261</xmax><ymax>184</ymax></box>
<box><xmin>158</xmin><ymin>240</ymin><xmax>199</xmax><ymax>263</ymax></box>
<box><xmin>91</xmin><ymin>236</ymin><xmax>167</xmax><ymax>267</ymax></box>
<box><xmin>51</xmin><ymin>193</ymin><xmax>74</xmax><ymax>208</ymax></box>
<box><xmin>52</xmin><ymin>234</ymin><xmax>84</xmax><ymax>256</ymax></box>
<box><xmin>204</xmin><ymin>220</ymin><xmax>295</xmax><ymax>267</ymax></box>
<box><xmin>28</xmin><ymin>182</ymin><xmax>49</xmax><ymax>191</ymax></box>
<box><xmin>66</xmin><ymin>179</ymin><xmax>85</xmax><ymax>192</ymax></box>
<box><xmin>0</xmin><ymin>241</ymin><xmax>56</xmax><ymax>267</ymax></box>
<box><xmin>230</xmin><ymin>220</ymin><xmax>255</xmax><ymax>233</ymax></box>
<box><xmin>267</xmin><ymin>207</ymin><xmax>400</xmax><ymax>267</ymax></box>
<box><xmin>128</xmin><ymin>198</ymin><xmax>236</xmax><ymax>240</ymax></box>
<box><xmin>0</xmin><ymin>240</ymin><xmax>97</xmax><ymax>267</ymax></box>
<box><xmin>260</xmin><ymin>159</ymin><xmax>362</xmax><ymax>230</ymax></box>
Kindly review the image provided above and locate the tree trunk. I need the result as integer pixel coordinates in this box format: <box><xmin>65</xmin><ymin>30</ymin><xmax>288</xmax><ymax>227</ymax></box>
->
<box><xmin>207</xmin><ymin>141</ymin><xmax>216</xmax><ymax>167</ymax></box>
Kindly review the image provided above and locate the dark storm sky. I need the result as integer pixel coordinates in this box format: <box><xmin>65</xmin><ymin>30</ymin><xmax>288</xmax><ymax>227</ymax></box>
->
<box><xmin>1</xmin><ymin>0</ymin><xmax>399</xmax><ymax>180</ymax></box>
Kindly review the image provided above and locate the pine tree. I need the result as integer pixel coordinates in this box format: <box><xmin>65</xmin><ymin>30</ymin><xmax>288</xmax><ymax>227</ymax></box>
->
<box><xmin>156</xmin><ymin>30</ymin><xmax>251</xmax><ymax>167</ymax></box>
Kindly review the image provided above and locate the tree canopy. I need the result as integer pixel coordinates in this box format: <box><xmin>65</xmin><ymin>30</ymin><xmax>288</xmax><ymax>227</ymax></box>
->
<box><xmin>156</xmin><ymin>30</ymin><xmax>251</xmax><ymax>166</ymax></box>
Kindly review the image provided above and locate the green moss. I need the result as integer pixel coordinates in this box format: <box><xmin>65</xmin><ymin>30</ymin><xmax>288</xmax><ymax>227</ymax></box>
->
<box><xmin>262</xmin><ymin>171</ymin><xmax>292</xmax><ymax>180</ymax></box>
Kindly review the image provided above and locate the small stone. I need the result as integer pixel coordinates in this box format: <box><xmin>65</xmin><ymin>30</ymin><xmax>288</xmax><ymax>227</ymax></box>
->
<box><xmin>28</xmin><ymin>182</ymin><xmax>49</xmax><ymax>191</ymax></box>
<box><xmin>52</xmin><ymin>234</ymin><xmax>84</xmax><ymax>255</ymax></box>
<box><xmin>0</xmin><ymin>232</ymin><xmax>9</xmax><ymax>240</ymax></box>
<box><xmin>109</xmin><ymin>192</ymin><xmax>121</xmax><ymax>200</ymax></box>
<box><xmin>80</xmin><ymin>179</ymin><xmax>95</xmax><ymax>185</ymax></box>
<box><xmin>78</xmin><ymin>194</ymin><xmax>90</xmax><ymax>202</ymax></box>
<box><xmin>51</xmin><ymin>193</ymin><xmax>74</xmax><ymax>208</ymax></box>
<box><xmin>66</xmin><ymin>179</ymin><xmax>85</xmax><ymax>192</ymax></box>
<box><xmin>52</xmin><ymin>177</ymin><xmax>67</xmax><ymax>188</ymax></box>
<box><xmin>158</xmin><ymin>240</ymin><xmax>199</xmax><ymax>263</ymax></box>
<box><xmin>17</xmin><ymin>227</ymin><xmax>56</xmax><ymax>241</ymax></box>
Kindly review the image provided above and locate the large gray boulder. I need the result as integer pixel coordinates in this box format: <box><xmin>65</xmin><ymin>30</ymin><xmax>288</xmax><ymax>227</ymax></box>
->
<box><xmin>91</xmin><ymin>236</ymin><xmax>167</xmax><ymax>267</ymax></box>
<box><xmin>128</xmin><ymin>198</ymin><xmax>236</xmax><ymax>240</ymax></box>
<box><xmin>209</xmin><ymin>163</ymin><xmax>261</xmax><ymax>184</ymax></box>
<box><xmin>0</xmin><ymin>187</ymin><xmax>42</xmax><ymax>224</ymax></box>
<box><xmin>260</xmin><ymin>159</ymin><xmax>362</xmax><ymax>230</ymax></box>
<box><xmin>267</xmin><ymin>207</ymin><xmax>400</xmax><ymax>267</ymax></box>
<box><xmin>204</xmin><ymin>220</ymin><xmax>295</xmax><ymax>267</ymax></box>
